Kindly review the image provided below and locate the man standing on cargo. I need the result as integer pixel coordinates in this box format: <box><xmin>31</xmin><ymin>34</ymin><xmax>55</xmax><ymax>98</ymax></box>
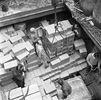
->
<box><xmin>36</xmin><ymin>40</ymin><xmax>50</xmax><ymax>68</ymax></box>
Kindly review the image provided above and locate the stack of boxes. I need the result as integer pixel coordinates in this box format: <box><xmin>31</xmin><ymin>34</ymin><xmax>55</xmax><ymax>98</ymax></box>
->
<box><xmin>5</xmin><ymin>81</ymin><xmax>58</xmax><ymax>100</ymax></box>
<box><xmin>5</xmin><ymin>84</ymin><xmax>43</xmax><ymax>100</ymax></box>
<box><xmin>0</xmin><ymin>25</ymin><xmax>34</xmax><ymax>86</ymax></box>
<box><xmin>59</xmin><ymin>53</ymin><xmax>70</xmax><ymax>65</ymax></box>
<box><xmin>44</xmin><ymin>20</ymin><xmax>74</xmax><ymax>59</ymax></box>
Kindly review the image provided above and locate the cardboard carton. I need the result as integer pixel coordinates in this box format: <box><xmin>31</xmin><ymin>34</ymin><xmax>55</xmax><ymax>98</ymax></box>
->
<box><xmin>74</xmin><ymin>39</ymin><xmax>85</xmax><ymax>50</ymax></box>
<box><xmin>0</xmin><ymin>54</ymin><xmax>13</xmax><ymax>64</ymax></box>
<box><xmin>59</xmin><ymin>53</ymin><xmax>70</xmax><ymax>65</ymax></box>
<box><xmin>22</xmin><ymin>84</ymin><xmax>39</xmax><ymax>96</ymax></box>
<box><xmin>51</xmin><ymin>58</ymin><xmax>61</xmax><ymax>68</ymax></box>
<box><xmin>7</xmin><ymin>26</ymin><xmax>15</xmax><ymax>32</ymax></box>
<box><xmin>9</xmin><ymin>87</ymin><xmax>23</xmax><ymax>100</ymax></box>
<box><xmin>9</xmin><ymin>35</ymin><xmax>22</xmax><ymax>44</ymax></box>
<box><xmin>25</xmin><ymin>92</ymin><xmax>42</xmax><ymax>100</ymax></box>
<box><xmin>0</xmin><ymin>41</ymin><xmax>12</xmax><ymax>50</ymax></box>
<box><xmin>16</xmin><ymin>50</ymin><xmax>29</xmax><ymax>61</ymax></box>
<box><xmin>44</xmin><ymin>82</ymin><xmax>56</xmax><ymax>94</ymax></box>
<box><xmin>16</xmin><ymin>30</ymin><xmax>25</xmax><ymax>37</ymax></box>
<box><xmin>79</xmin><ymin>46</ymin><xmax>87</xmax><ymax>57</ymax></box>
<box><xmin>4</xmin><ymin>60</ymin><xmax>18</xmax><ymax>70</ymax></box>
<box><xmin>25</xmin><ymin>41</ymin><xmax>34</xmax><ymax>52</ymax></box>
<box><xmin>12</xmin><ymin>42</ymin><xmax>26</xmax><ymax>54</ymax></box>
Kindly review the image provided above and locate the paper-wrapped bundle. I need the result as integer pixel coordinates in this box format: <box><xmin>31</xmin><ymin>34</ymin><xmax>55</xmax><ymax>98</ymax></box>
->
<box><xmin>93</xmin><ymin>0</ymin><xmax>101</xmax><ymax>29</ymax></box>
<box><xmin>80</xmin><ymin>0</ymin><xmax>97</xmax><ymax>16</ymax></box>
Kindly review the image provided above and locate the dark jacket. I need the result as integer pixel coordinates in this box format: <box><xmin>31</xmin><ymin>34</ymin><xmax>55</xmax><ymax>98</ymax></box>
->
<box><xmin>61</xmin><ymin>80</ymin><xmax>72</xmax><ymax>97</ymax></box>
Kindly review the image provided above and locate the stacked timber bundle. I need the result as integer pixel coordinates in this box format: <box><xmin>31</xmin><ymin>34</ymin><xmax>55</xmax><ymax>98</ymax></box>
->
<box><xmin>79</xmin><ymin>0</ymin><xmax>97</xmax><ymax>16</ymax></box>
<box><xmin>93</xmin><ymin>0</ymin><xmax>101</xmax><ymax>29</ymax></box>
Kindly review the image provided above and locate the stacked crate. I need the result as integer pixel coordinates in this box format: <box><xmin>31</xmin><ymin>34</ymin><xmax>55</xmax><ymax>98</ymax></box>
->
<box><xmin>44</xmin><ymin>20</ymin><xmax>74</xmax><ymax>59</ymax></box>
<box><xmin>0</xmin><ymin>27</ymin><xmax>17</xmax><ymax>86</ymax></box>
<box><xmin>0</xmin><ymin>25</ymin><xmax>35</xmax><ymax>86</ymax></box>
<box><xmin>5</xmin><ymin>81</ymin><xmax>58</xmax><ymax>100</ymax></box>
<box><xmin>45</xmin><ymin>20</ymin><xmax>73</xmax><ymax>38</ymax></box>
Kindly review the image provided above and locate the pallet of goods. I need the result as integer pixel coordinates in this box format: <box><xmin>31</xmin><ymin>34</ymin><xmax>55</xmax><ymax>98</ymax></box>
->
<box><xmin>43</xmin><ymin>20</ymin><xmax>74</xmax><ymax>59</ymax></box>
<box><xmin>4</xmin><ymin>60</ymin><xmax>18</xmax><ymax>71</ymax></box>
<box><xmin>46</xmin><ymin>31</ymin><xmax>75</xmax><ymax>59</ymax></box>
<box><xmin>59</xmin><ymin>53</ymin><xmax>70</xmax><ymax>65</ymax></box>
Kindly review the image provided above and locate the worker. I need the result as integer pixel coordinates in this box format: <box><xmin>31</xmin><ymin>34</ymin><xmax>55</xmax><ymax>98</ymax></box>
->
<box><xmin>30</xmin><ymin>26</ymin><xmax>44</xmax><ymax>56</ymax></box>
<box><xmin>36</xmin><ymin>40</ymin><xmax>50</xmax><ymax>68</ymax></box>
<box><xmin>86</xmin><ymin>52</ymin><xmax>101</xmax><ymax>71</ymax></box>
<box><xmin>57</xmin><ymin>78</ymin><xmax>72</xmax><ymax>99</ymax></box>
<box><xmin>37</xmin><ymin>26</ymin><xmax>43</xmax><ymax>40</ymax></box>
<box><xmin>23</xmin><ymin>56</ymin><xmax>29</xmax><ymax>72</ymax></box>
<box><xmin>12</xmin><ymin>63</ymin><xmax>26</xmax><ymax>88</ymax></box>
<box><xmin>30</xmin><ymin>27</ymin><xmax>39</xmax><ymax>56</ymax></box>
